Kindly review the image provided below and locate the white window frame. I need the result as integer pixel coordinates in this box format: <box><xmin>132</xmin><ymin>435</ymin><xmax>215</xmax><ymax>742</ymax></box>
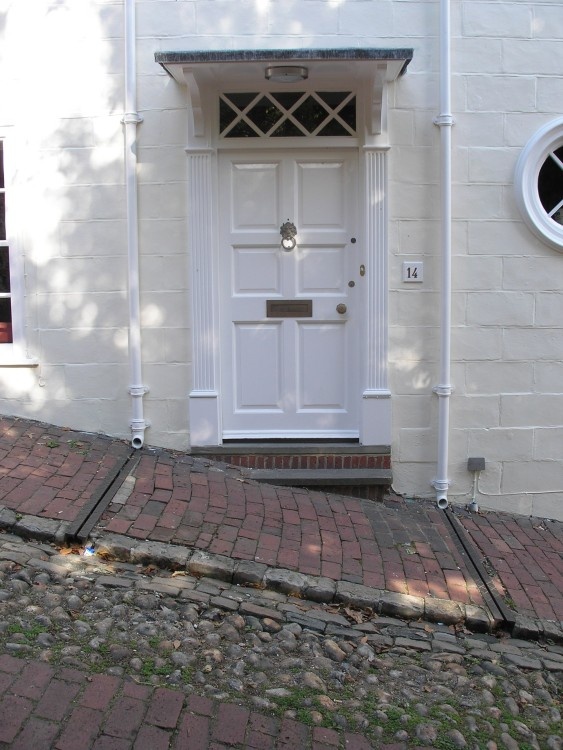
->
<box><xmin>0</xmin><ymin>132</ymin><xmax>37</xmax><ymax>366</ymax></box>
<box><xmin>514</xmin><ymin>117</ymin><xmax>563</xmax><ymax>252</ymax></box>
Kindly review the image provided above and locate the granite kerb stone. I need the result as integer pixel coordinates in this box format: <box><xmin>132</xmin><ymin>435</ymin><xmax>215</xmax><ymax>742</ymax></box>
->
<box><xmin>13</xmin><ymin>513</ymin><xmax>69</xmax><ymax>544</ymax></box>
<box><xmin>379</xmin><ymin>591</ymin><xmax>425</xmax><ymax>620</ymax></box>
<box><xmin>263</xmin><ymin>567</ymin><xmax>315</xmax><ymax>597</ymax></box>
<box><xmin>130</xmin><ymin>540</ymin><xmax>190</xmax><ymax>569</ymax></box>
<box><xmin>92</xmin><ymin>533</ymin><xmax>140</xmax><ymax>561</ymax></box>
<box><xmin>232</xmin><ymin>559</ymin><xmax>268</xmax><ymax>586</ymax></box>
<box><xmin>540</xmin><ymin>620</ymin><xmax>563</xmax><ymax>645</ymax></box>
<box><xmin>305</xmin><ymin>577</ymin><xmax>337</xmax><ymax>604</ymax></box>
<box><xmin>511</xmin><ymin>614</ymin><xmax>541</xmax><ymax>641</ymax></box>
<box><xmin>424</xmin><ymin>598</ymin><xmax>465</xmax><ymax>625</ymax></box>
<box><xmin>188</xmin><ymin>551</ymin><xmax>235</xmax><ymax>583</ymax></box>
<box><xmin>0</xmin><ymin>506</ymin><xmax>18</xmax><ymax>529</ymax></box>
<box><xmin>465</xmin><ymin>604</ymin><xmax>500</xmax><ymax>634</ymax></box>
<box><xmin>335</xmin><ymin>581</ymin><xmax>382</xmax><ymax>610</ymax></box>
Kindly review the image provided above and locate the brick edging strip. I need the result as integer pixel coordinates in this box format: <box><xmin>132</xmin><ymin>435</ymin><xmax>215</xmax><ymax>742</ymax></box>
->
<box><xmin>1</xmin><ymin>505</ymin><xmax>562</xmax><ymax>644</ymax></box>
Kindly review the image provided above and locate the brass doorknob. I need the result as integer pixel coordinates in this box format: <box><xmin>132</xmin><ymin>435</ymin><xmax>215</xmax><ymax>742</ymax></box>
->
<box><xmin>336</xmin><ymin>303</ymin><xmax>347</xmax><ymax>314</ymax></box>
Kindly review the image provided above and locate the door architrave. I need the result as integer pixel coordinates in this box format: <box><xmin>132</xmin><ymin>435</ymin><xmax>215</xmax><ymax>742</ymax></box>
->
<box><xmin>185</xmin><ymin>81</ymin><xmax>391</xmax><ymax>447</ymax></box>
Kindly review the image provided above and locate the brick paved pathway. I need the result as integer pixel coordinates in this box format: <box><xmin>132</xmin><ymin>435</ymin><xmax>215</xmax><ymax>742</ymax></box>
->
<box><xmin>0</xmin><ymin>655</ymin><xmax>376</xmax><ymax>750</ymax></box>
<box><xmin>456</xmin><ymin>510</ymin><xmax>563</xmax><ymax>622</ymax></box>
<box><xmin>1</xmin><ymin>415</ymin><xmax>563</xmax><ymax>624</ymax></box>
<box><xmin>0</xmin><ymin>417</ymin><xmax>130</xmax><ymax>523</ymax></box>
<box><xmin>98</xmin><ymin>451</ymin><xmax>485</xmax><ymax>607</ymax></box>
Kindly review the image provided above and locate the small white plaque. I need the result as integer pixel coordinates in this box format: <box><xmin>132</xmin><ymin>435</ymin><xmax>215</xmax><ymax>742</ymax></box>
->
<box><xmin>402</xmin><ymin>261</ymin><xmax>423</xmax><ymax>283</ymax></box>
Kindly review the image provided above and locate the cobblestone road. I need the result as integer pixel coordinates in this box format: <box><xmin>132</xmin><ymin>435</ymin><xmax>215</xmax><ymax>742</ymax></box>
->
<box><xmin>1</xmin><ymin>533</ymin><xmax>561</xmax><ymax>749</ymax></box>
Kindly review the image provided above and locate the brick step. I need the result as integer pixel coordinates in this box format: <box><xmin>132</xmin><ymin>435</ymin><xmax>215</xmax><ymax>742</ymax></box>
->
<box><xmin>191</xmin><ymin>444</ymin><xmax>392</xmax><ymax>500</ymax></box>
<box><xmin>243</xmin><ymin>468</ymin><xmax>392</xmax><ymax>486</ymax></box>
<box><xmin>191</xmin><ymin>443</ymin><xmax>391</xmax><ymax>471</ymax></box>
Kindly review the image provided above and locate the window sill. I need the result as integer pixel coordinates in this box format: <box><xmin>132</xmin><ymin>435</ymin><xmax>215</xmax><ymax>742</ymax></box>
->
<box><xmin>0</xmin><ymin>355</ymin><xmax>39</xmax><ymax>367</ymax></box>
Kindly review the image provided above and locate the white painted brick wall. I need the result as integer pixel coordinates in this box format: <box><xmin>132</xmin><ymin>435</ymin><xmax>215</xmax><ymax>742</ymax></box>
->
<box><xmin>451</xmin><ymin>396</ymin><xmax>502</xmax><ymax>429</ymax></box>
<box><xmin>465</xmin><ymin>361</ymin><xmax>534</xmax><ymax>394</ymax></box>
<box><xmin>534</xmin><ymin>362</ymin><xmax>563</xmax><ymax>393</ymax></box>
<box><xmin>534</xmin><ymin>428</ymin><xmax>563</xmax><ymax>461</ymax></box>
<box><xmin>467</xmin><ymin>428</ymin><xmax>534</xmax><ymax>462</ymax></box>
<box><xmin>466</xmin><ymin>292</ymin><xmax>534</xmax><ymax>326</ymax></box>
<box><xmin>461</xmin><ymin>3</ymin><xmax>532</xmax><ymax>38</ymax></box>
<box><xmin>503</xmin><ymin>329</ymin><xmax>563</xmax><ymax>361</ymax></box>
<box><xmin>466</xmin><ymin>76</ymin><xmax>537</xmax><ymax>113</ymax></box>
<box><xmin>501</xmin><ymin>395</ymin><xmax>563</xmax><ymax>428</ymax></box>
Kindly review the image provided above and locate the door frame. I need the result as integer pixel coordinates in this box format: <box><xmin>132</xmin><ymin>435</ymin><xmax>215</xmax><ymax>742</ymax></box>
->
<box><xmin>182</xmin><ymin>72</ymin><xmax>393</xmax><ymax>448</ymax></box>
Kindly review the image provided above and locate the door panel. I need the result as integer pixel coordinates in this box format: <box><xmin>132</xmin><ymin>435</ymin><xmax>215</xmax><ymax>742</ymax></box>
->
<box><xmin>231</xmin><ymin>162</ymin><xmax>280</xmax><ymax>229</ymax></box>
<box><xmin>234</xmin><ymin>323</ymin><xmax>282</xmax><ymax>411</ymax></box>
<box><xmin>297</xmin><ymin>161</ymin><xmax>346</xmax><ymax>228</ymax></box>
<box><xmin>232</xmin><ymin>247</ymin><xmax>280</xmax><ymax>294</ymax></box>
<box><xmin>220</xmin><ymin>150</ymin><xmax>359</xmax><ymax>439</ymax></box>
<box><xmin>299</xmin><ymin>322</ymin><xmax>348</xmax><ymax>410</ymax></box>
<box><xmin>298</xmin><ymin>246</ymin><xmax>345</xmax><ymax>293</ymax></box>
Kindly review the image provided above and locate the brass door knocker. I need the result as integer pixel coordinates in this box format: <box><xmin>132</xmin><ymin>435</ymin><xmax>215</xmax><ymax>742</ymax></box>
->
<box><xmin>280</xmin><ymin>220</ymin><xmax>297</xmax><ymax>251</ymax></box>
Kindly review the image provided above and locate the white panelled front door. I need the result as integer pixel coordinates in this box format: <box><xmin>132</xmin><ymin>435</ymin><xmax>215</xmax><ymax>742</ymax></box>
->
<box><xmin>219</xmin><ymin>150</ymin><xmax>360</xmax><ymax>439</ymax></box>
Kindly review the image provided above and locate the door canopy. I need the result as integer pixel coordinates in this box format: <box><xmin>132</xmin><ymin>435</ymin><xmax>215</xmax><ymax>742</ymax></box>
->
<box><xmin>156</xmin><ymin>48</ymin><xmax>413</xmax><ymax>137</ymax></box>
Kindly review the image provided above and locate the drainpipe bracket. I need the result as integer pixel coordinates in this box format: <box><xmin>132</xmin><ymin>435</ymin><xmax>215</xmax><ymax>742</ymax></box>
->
<box><xmin>129</xmin><ymin>385</ymin><xmax>150</xmax><ymax>397</ymax></box>
<box><xmin>433</xmin><ymin>114</ymin><xmax>454</xmax><ymax>127</ymax></box>
<box><xmin>122</xmin><ymin>112</ymin><xmax>144</xmax><ymax>125</ymax></box>
<box><xmin>432</xmin><ymin>384</ymin><xmax>453</xmax><ymax>397</ymax></box>
<box><xmin>431</xmin><ymin>477</ymin><xmax>450</xmax><ymax>492</ymax></box>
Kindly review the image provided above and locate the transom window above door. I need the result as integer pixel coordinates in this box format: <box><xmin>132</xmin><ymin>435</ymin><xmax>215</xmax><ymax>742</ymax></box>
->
<box><xmin>219</xmin><ymin>91</ymin><xmax>356</xmax><ymax>138</ymax></box>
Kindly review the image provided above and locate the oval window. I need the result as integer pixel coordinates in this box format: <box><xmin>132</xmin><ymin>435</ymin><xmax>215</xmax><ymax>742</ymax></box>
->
<box><xmin>514</xmin><ymin>117</ymin><xmax>563</xmax><ymax>251</ymax></box>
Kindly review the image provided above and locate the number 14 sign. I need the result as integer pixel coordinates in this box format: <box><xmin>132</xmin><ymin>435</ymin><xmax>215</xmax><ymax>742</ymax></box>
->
<box><xmin>402</xmin><ymin>261</ymin><xmax>423</xmax><ymax>283</ymax></box>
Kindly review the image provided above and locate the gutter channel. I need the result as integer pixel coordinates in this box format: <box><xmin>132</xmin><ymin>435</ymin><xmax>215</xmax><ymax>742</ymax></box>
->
<box><xmin>65</xmin><ymin>451</ymin><xmax>139</xmax><ymax>543</ymax></box>
<box><xmin>444</xmin><ymin>509</ymin><xmax>517</xmax><ymax>630</ymax></box>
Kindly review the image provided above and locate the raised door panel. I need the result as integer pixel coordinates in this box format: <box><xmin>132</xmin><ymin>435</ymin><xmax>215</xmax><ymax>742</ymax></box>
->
<box><xmin>232</xmin><ymin>247</ymin><xmax>281</xmax><ymax>295</ymax></box>
<box><xmin>233</xmin><ymin>323</ymin><xmax>283</xmax><ymax>411</ymax></box>
<box><xmin>298</xmin><ymin>322</ymin><xmax>349</xmax><ymax>411</ymax></box>
<box><xmin>231</xmin><ymin>162</ymin><xmax>280</xmax><ymax>230</ymax></box>
<box><xmin>296</xmin><ymin>160</ymin><xmax>347</xmax><ymax>229</ymax></box>
<box><xmin>297</xmin><ymin>246</ymin><xmax>346</xmax><ymax>295</ymax></box>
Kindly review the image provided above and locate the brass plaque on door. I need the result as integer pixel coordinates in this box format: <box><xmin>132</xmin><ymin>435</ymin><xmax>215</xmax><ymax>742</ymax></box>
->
<box><xmin>266</xmin><ymin>300</ymin><xmax>313</xmax><ymax>318</ymax></box>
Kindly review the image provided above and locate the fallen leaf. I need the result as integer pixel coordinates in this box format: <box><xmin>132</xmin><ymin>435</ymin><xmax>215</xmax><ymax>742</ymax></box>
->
<box><xmin>344</xmin><ymin>607</ymin><xmax>365</xmax><ymax>624</ymax></box>
<box><xmin>173</xmin><ymin>640</ymin><xmax>181</xmax><ymax>650</ymax></box>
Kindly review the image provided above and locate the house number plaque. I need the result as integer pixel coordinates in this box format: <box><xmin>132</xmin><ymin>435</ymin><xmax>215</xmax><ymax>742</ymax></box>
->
<box><xmin>266</xmin><ymin>300</ymin><xmax>313</xmax><ymax>318</ymax></box>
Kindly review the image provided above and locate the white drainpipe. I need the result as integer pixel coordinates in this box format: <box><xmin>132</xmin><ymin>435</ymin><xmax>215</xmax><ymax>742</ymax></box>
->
<box><xmin>432</xmin><ymin>0</ymin><xmax>453</xmax><ymax>509</ymax></box>
<box><xmin>123</xmin><ymin>0</ymin><xmax>148</xmax><ymax>449</ymax></box>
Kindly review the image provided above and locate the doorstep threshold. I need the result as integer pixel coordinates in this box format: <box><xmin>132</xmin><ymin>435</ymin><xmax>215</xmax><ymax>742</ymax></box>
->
<box><xmin>242</xmin><ymin>468</ymin><xmax>393</xmax><ymax>486</ymax></box>
<box><xmin>191</xmin><ymin>443</ymin><xmax>391</xmax><ymax>456</ymax></box>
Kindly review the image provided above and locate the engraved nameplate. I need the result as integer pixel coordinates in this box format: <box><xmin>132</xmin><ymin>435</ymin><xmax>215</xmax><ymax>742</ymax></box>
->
<box><xmin>266</xmin><ymin>300</ymin><xmax>313</xmax><ymax>318</ymax></box>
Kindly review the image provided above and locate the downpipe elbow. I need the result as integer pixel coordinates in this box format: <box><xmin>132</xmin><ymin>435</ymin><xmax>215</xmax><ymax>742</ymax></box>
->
<box><xmin>131</xmin><ymin>433</ymin><xmax>144</xmax><ymax>450</ymax></box>
<box><xmin>130</xmin><ymin>417</ymin><xmax>149</xmax><ymax>450</ymax></box>
<box><xmin>436</xmin><ymin>492</ymin><xmax>449</xmax><ymax>510</ymax></box>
